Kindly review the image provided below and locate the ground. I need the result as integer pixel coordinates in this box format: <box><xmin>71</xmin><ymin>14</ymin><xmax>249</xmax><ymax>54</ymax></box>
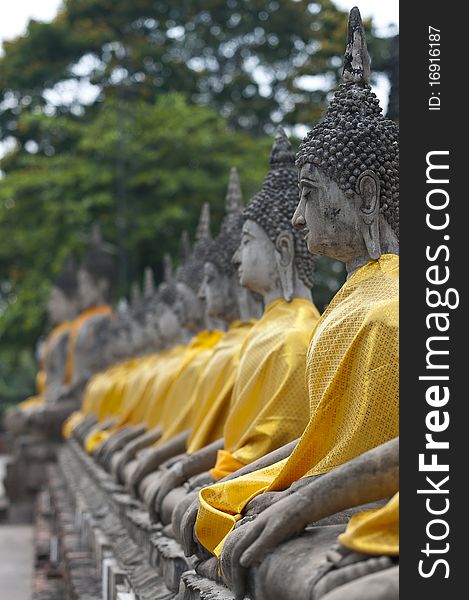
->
<box><xmin>0</xmin><ymin>455</ymin><xmax>34</xmax><ymax>600</ymax></box>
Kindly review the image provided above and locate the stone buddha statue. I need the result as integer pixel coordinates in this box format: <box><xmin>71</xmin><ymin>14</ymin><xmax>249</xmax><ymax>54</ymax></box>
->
<box><xmin>167</xmin><ymin>128</ymin><xmax>321</xmax><ymax>546</ymax></box>
<box><xmin>3</xmin><ymin>254</ymin><xmax>80</xmax><ymax>502</ymax></box>
<box><xmin>111</xmin><ymin>203</ymin><xmax>230</xmax><ymax>489</ymax></box>
<box><xmin>42</xmin><ymin>255</ymin><xmax>80</xmax><ymax>405</ymax></box>
<box><xmin>90</xmin><ymin>204</ymin><xmax>219</xmax><ymax>468</ymax></box>
<box><xmin>5</xmin><ymin>254</ymin><xmax>79</xmax><ymax>436</ymax></box>
<box><xmin>36</xmin><ymin>225</ymin><xmax>115</xmax><ymax>444</ymax></box>
<box><xmin>56</xmin><ymin>224</ymin><xmax>115</xmax><ymax>406</ymax></box>
<box><xmin>119</xmin><ymin>168</ymin><xmax>262</xmax><ymax>517</ymax></box>
<box><xmin>182</xmin><ymin>8</ymin><xmax>399</xmax><ymax>600</ymax></box>
<box><xmin>68</xmin><ymin>282</ymin><xmax>172</xmax><ymax>449</ymax></box>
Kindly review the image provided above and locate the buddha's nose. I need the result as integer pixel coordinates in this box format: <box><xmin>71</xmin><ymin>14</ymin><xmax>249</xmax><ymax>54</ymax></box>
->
<box><xmin>292</xmin><ymin>212</ymin><xmax>306</xmax><ymax>230</ymax></box>
<box><xmin>232</xmin><ymin>248</ymin><xmax>241</xmax><ymax>266</ymax></box>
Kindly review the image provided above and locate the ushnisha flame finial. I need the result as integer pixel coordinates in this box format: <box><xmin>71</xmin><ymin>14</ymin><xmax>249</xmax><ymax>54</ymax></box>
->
<box><xmin>143</xmin><ymin>266</ymin><xmax>155</xmax><ymax>298</ymax></box>
<box><xmin>130</xmin><ymin>281</ymin><xmax>141</xmax><ymax>307</ymax></box>
<box><xmin>195</xmin><ymin>202</ymin><xmax>211</xmax><ymax>242</ymax></box>
<box><xmin>225</xmin><ymin>167</ymin><xmax>244</xmax><ymax>215</ymax></box>
<box><xmin>343</xmin><ymin>7</ymin><xmax>371</xmax><ymax>85</ymax></box>
<box><xmin>163</xmin><ymin>253</ymin><xmax>173</xmax><ymax>283</ymax></box>
<box><xmin>179</xmin><ymin>230</ymin><xmax>191</xmax><ymax>263</ymax></box>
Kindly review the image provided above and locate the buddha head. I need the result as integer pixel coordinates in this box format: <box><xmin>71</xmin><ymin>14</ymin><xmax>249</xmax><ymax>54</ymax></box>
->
<box><xmin>103</xmin><ymin>318</ymin><xmax>131</xmax><ymax>364</ymax></box>
<box><xmin>47</xmin><ymin>254</ymin><xmax>79</xmax><ymax>324</ymax></box>
<box><xmin>78</xmin><ymin>224</ymin><xmax>116</xmax><ymax>310</ymax></box>
<box><xmin>292</xmin><ymin>8</ymin><xmax>399</xmax><ymax>271</ymax></box>
<box><xmin>233</xmin><ymin>128</ymin><xmax>315</xmax><ymax>304</ymax></box>
<box><xmin>174</xmin><ymin>204</ymin><xmax>212</xmax><ymax>331</ymax></box>
<box><xmin>200</xmin><ymin>168</ymin><xmax>262</xmax><ymax>324</ymax></box>
<box><xmin>128</xmin><ymin>267</ymin><xmax>162</xmax><ymax>354</ymax></box>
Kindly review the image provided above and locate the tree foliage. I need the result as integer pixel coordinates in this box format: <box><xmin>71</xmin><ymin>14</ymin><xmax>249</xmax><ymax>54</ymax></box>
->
<box><xmin>0</xmin><ymin>0</ymin><xmax>392</xmax><ymax>142</ymax></box>
<box><xmin>1</xmin><ymin>0</ymin><xmax>404</xmax><ymax>402</ymax></box>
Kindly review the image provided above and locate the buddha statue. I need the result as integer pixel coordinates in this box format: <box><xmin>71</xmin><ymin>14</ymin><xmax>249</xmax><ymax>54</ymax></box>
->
<box><xmin>181</xmin><ymin>8</ymin><xmax>399</xmax><ymax>600</ymax></box>
<box><xmin>31</xmin><ymin>225</ymin><xmax>115</xmax><ymax>441</ymax></box>
<box><xmin>3</xmin><ymin>255</ymin><xmax>80</xmax><ymax>502</ymax></box>
<box><xmin>111</xmin><ymin>203</ymin><xmax>229</xmax><ymax>490</ymax></box>
<box><xmin>42</xmin><ymin>255</ymin><xmax>80</xmax><ymax>404</ymax></box>
<box><xmin>78</xmin><ymin>283</ymin><xmax>180</xmax><ymax>458</ymax></box>
<box><xmin>90</xmin><ymin>204</ymin><xmax>220</xmax><ymax>468</ymax></box>
<box><xmin>167</xmin><ymin>128</ymin><xmax>321</xmax><ymax>544</ymax></box>
<box><xmin>119</xmin><ymin>168</ymin><xmax>263</xmax><ymax>519</ymax></box>
<box><xmin>5</xmin><ymin>254</ymin><xmax>79</xmax><ymax>436</ymax></box>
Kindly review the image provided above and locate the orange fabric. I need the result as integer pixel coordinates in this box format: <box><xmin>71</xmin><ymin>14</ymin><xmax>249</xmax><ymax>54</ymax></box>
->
<box><xmin>20</xmin><ymin>320</ymin><xmax>73</xmax><ymax>409</ymax></box>
<box><xmin>64</xmin><ymin>305</ymin><xmax>112</xmax><ymax>384</ymax></box>
<box><xmin>210</xmin><ymin>450</ymin><xmax>246</xmax><ymax>481</ymax></box>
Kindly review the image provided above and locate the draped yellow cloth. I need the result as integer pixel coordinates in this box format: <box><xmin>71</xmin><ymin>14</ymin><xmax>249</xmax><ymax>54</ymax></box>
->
<box><xmin>64</xmin><ymin>305</ymin><xmax>112</xmax><ymax>385</ymax></box>
<box><xmin>63</xmin><ymin>357</ymin><xmax>143</xmax><ymax>439</ymax></box>
<box><xmin>187</xmin><ymin>321</ymin><xmax>255</xmax><ymax>454</ymax></box>
<box><xmin>17</xmin><ymin>395</ymin><xmax>45</xmax><ymax>411</ymax></box>
<box><xmin>19</xmin><ymin>321</ymin><xmax>74</xmax><ymax>411</ymax></box>
<box><xmin>141</xmin><ymin>331</ymin><xmax>223</xmax><ymax>432</ymax></box>
<box><xmin>82</xmin><ymin>353</ymin><xmax>170</xmax><ymax>452</ymax></box>
<box><xmin>339</xmin><ymin>493</ymin><xmax>399</xmax><ymax>556</ymax></box>
<box><xmin>63</xmin><ymin>411</ymin><xmax>86</xmax><ymax>438</ymax></box>
<box><xmin>155</xmin><ymin>329</ymin><xmax>225</xmax><ymax>444</ymax></box>
<box><xmin>196</xmin><ymin>255</ymin><xmax>399</xmax><ymax>556</ymax></box>
<box><xmin>209</xmin><ymin>298</ymin><xmax>320</xmax><ymax>480</ymax></box>
<box><xmin>84</xmin><ymin>330</ymin><xmax>224</xmax><ymax>452</ymax></box>
<box><xmin>113</xmin><ymin>348</ymin><xmax>182</xmax><ymax>428</ymax></box>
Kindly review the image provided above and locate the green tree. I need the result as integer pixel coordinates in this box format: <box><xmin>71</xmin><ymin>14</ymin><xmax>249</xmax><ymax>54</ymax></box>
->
<box><xmin>0</xmin><ymin>93</ymin><xmax>271</xmax><ymax>350</ymax></box>
<box><xmin>0</xmin><ymin>0</ymin><xmax>391</xmax><ymax>145</ymax></box>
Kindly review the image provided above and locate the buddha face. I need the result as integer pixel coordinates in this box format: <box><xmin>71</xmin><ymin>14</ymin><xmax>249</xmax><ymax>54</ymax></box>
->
<box><xmin>293</xmin><ymin>163</ymin><xmax>368</xmax><ymax>263</ymax></box>
<box><xmin>200</xmin><ymin>262</ymin><xmax>234</xmax><ymax>320</ymax></box>
<box><xmin>139</xmin><ymin>304</ymin><xmax>161</xmax><ymax>350</ymax></box>
<box><xmin>47</xmin><ymin>286</ymin><xmax>76</xmax><ymax>324</ymax></box>
<box><xmin>77</xmin><ymin>268</ymin><xmax>102</xmax><ymax>309</ymax></box>
<box><xmin>111</xmin><ymin>323</ymin><xmax>131</xmax><ymax>360</ymax></box>
<box><xmin>157</xmin><ymin>303</ymin><xmax>181</xmax><ymax>344</ymax></box>
<box><xmin>174</xmin><ymin>282</ymin><xmax>204</xmax><ymax>330</ymax></box>
<box><xmin>232</xmin><ymin>220</ymin><xmax>279</xmax><ymax>296</ymax></box>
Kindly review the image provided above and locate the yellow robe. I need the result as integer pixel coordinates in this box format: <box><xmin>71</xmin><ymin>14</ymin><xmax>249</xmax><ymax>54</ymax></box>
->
<box><xmin>140</xmin><ymin>331</ymin><xmax>223</xmax><ymax>433</ymax></box>
<box><xmin>112</xmin><ymin>348</ymin><xmax>180</xmax><ymax>428</ymax></box>
<box><xmin>63</xmin><ymin>357</ymin><xmax>141</xmax><ymax>439</ymax></box>
<box><xmin>19</xmin><ymin>320</ymin><xmax>73</xmax><ymax>411</ymax></box>
<box><xmin>209</xmin><ymin>298</ymin><xmax>320</xmax><ymax>480</ymax></box>
<box><xmin>196</xmin><ymin>255</ymin><xmax>399</xmax><ymax>556</ymax></box>
<box><xmin>155</xmin><ymin>329</ymin><xmax>225</xmax><ymax>444</ymax></box>
<box><xmin>64</xmin><ymin>304</ymin><xmax>113</xmax><ymax>385</ymax></box>
<box><xmin>97</xmin><ymin>356</ymin><xmax>158</xmax><ymax>422</ymax></box>
<box><xmin>82</xmin><ymin>353</ymin><xmax>169</xmax><ymax>452</ymax></box>
<box><xmin>339</xmin><ymin>493</ymin><xmax>399</xmax><ymax>556</ymax></box>
<box><xmin>187</xmin><ymin>321</ymin><xmax>255</xmax><ymax>454</ymax></box>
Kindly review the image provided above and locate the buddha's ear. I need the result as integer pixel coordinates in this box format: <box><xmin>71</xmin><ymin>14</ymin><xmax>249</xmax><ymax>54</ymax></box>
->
<box><xmin>357</xmin><ymin>170</ymin><xmax>382</xmax><ymax>260</ymax></box>
<box><xmin>274</xmin><ymin>230</ymin><xmax>295</xmax><ymax>302</ymax></box>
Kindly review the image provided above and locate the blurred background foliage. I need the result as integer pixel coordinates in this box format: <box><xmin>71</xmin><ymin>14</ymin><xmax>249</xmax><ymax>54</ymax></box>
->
<box><xmin>0</xmin><ymin>0</ymin><xmax>398</xmax><ymax>408</ymax></box>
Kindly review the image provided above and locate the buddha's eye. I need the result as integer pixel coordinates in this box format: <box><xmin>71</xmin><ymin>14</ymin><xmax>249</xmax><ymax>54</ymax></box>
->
<box><xmin>303</xmin><ymin>186</ymin><xmax>318</xmax><ymax>202</ymax></box>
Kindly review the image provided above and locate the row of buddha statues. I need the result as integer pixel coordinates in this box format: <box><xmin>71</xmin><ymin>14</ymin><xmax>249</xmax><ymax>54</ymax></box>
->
<box><xmin>4</xmin><ymin>8</ymin><xmax>399</xmax><ymax>600</ymax></box>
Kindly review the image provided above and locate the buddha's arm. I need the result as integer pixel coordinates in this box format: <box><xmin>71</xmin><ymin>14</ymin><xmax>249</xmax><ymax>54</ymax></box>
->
<box><xmin>285</xmin><ymin>436</ymin><xmax>398</xmax><ymax>521</ymax></box>
<box><xmin>181</xmin><ymin>438</ymin><xmax>225</xmax><ymax>477</ymax></box>
<box><xmin>128</xmin><ymin>429</ymin><xmax>191</xmax><ymax>494</ymax></box>
<box><xmin>179</xmin><ymin>438</ymin><xmax>300</xmax><ymax>557</ymax></box>
<box><xmin>151</xmin><ymin>439</ymin><xmax>225</xmax><ymax>518</ymax></box>
<box><xmin>116</xmin><ymin>426</ymin><xmax>163</xmax><ymax>479</ymax></box>
<box><xmin>223</xmin><ymin>438</ymin><xmax>399</xmax><ymax>579</ymax></box>
<box><xmin>219</xmin><ymin>438</ymin><xmax>300</xmax><ymax>482</ymax></box>
<box><xmin>222</xmin><ymin>437</ymin><xmax>399</xmax><ymax>599</ymax></box>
